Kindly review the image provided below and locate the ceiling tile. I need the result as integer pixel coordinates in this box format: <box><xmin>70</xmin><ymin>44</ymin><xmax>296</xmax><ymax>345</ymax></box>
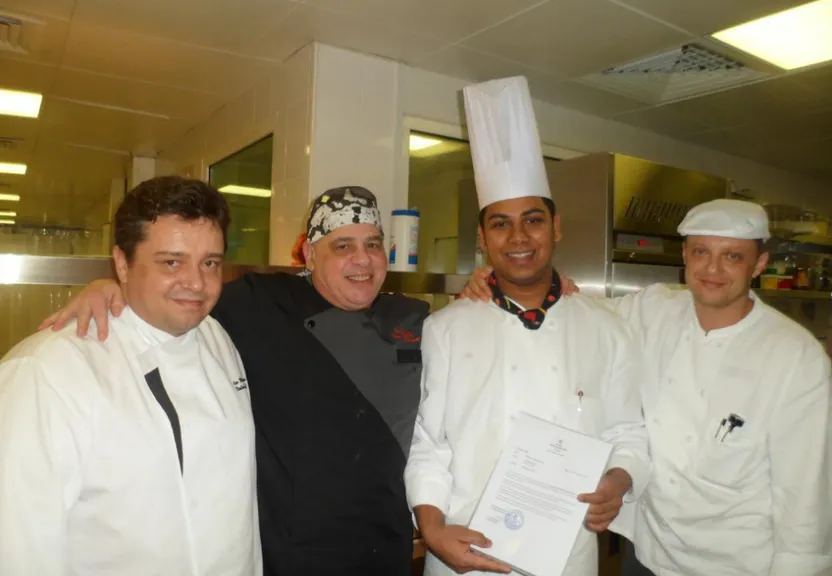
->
<box><xmin>613</xmin><ymin>105</ymin><xmax>714</xmax><ymax>137</ymax></box>
<box><xmin>412</xmin><ymin>45</ymin><xmax>645</xmax><ymax>118</ymax></box>
<box><xmin>0</xmin><ymin>57</ymin><xmax>56</xmax><ymax>92</ymax></box>
<box><xmin>73</xmin><ymin>0</ymin><xmax>298</xmax><ymax>53</ymax></box>
<box><xmin>665</xmin><ymin>76</ymin><xmax>827</xmax><ymax>130</ymax></box>
<box><xmin>245</xmin><ymin>4</ymin><xmax>444</xmax><ymax>64</ymax></box>
<box><xmin>529</xmin><ymin>77</ymin><xmax>646</xmax><ymax>118</ymax></box>
<box><xmin>52</xmin><ymin>68</ymin><xmax>224</xmax><ymax>122</ymax></box>
<box><xmin>684</xmin><ymin>128</ymin><xmax>768</xmax><ymax>158</ymax></box>
<box><xmin>411</xmin><ymin>44</ymin><xmax>543</xmax><ymax>85</ymax></box>
<box><xmin>305</xmin><ymin>0</ymin><xmax>545</xmax><ymax>43</ymax></box>
<box><xmin>0</xmin><ymin>13</ymin><xmax>69</xmax><ymax>65</ymax></box>
<box><xmin>0</xmin><ymin>115</ymin><xmax>39</xmax><ymax>155</ymax></box>
<box><xmin>62</xmin><ymin>21</ymin><xmax>276</xmax><ymax>95</ymax></box>
<box><xmin>722</xmin><ymin>106</ymin><xmax>832</xmax><ymax>143</ymax></box>
<box><xmin>0</xmin><ymin>0</ymin><xmax>75</xmax><ymax>20</ymax></box>
<box><xmin>462</xmin><ymin>0</ymin><xmax>692</xmax><ymax>77</ymax></box>
<box><xmin>791</xmin><ymin>62</ymin><xmax>832</xmax><ymax>96</ymax></box>
<box><xmin>612</xmin><ymin>0</ymin><xmax>808</xmax><ymax>36</ymax></box>
<box><xmin>38</xmin><ymin>98</ymin><xmax>191</xmax><ymax>155</ymax></box>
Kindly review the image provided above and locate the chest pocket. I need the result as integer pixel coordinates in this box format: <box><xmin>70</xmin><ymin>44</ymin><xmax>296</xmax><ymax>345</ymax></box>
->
<box><xmin>695</xmin><ymin>428</ymin><xmax>765</xmax><ymax>489</ymax></box>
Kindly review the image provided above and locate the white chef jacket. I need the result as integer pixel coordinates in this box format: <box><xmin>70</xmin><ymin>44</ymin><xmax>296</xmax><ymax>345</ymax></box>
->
<box><xmin>0</xmin><ymin>306</ymin><xmax>262</xmax><ymax>576</ymax></box>
<box><xmin>405</xmin><ymin>295</ymin><xmax>650</xmax><ymax>576</ymax></box>
<box><xmin>612</xmin><ymin>284</ymin><xmax>832</xmax><ymax>576</ymax></box>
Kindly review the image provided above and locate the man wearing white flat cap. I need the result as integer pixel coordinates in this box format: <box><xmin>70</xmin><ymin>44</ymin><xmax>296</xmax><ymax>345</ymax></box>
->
<box><xmin>614</xmin><ymin>198</ymin><xmax>832</xmax><ymax>576</ymax></box>
<box><xmin>404</xmin><ymin>76</ymin><xmax>650</xmax><ymax>576</ymax></box>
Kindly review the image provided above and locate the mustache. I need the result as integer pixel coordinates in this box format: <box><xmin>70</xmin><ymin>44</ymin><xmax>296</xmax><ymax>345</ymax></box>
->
<box><xmin>167</xmin><ymin>293</ymin><xmax>209</xmax><ymax>302</ymax></box>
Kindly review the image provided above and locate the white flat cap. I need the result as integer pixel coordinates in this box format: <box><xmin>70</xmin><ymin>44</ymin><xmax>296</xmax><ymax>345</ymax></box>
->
<box><xmin>678</xmin><ymin>199</ymin><xmax>770</xmax><ymax>241</ymax></box>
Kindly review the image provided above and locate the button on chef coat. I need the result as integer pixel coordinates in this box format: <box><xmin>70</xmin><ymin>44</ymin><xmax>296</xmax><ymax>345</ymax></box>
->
<box><xmin>612</xmin><ymin>284</ymin><xmax>832</xmax><ymax>576</ymax></box>
<box><xmin>405</xmin><ymin>295</ymin><xmax>650</xmax><ymax>576</ymax></box>
<box><xmin>0</xmin><ymin>307</ymin><xmax>261</xmax><ymax>576</ymax></box>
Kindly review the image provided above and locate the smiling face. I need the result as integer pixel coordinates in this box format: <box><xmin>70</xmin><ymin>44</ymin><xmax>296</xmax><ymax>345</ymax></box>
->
<box><xmin>114</xmin><ymin>215</ymin><xmax>225</xmax><ymax>336</ymax></box>
<box><xmin>479</xmin><ymin>196</ymin><xmax>560</xmax><ymax>287</ymax></box>
<box><xmin>303</xmin><ymin>223</ymin><xmax>388</xmax><ymax>311</ymax></box>
<box><xmin>683</xmin><ymin>235</ymin><xmax>768</xmax><ymax>309</ymax></box>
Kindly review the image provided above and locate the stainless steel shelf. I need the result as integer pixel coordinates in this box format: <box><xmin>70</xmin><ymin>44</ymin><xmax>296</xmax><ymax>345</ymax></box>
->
<box><xmin>757</xmin><ymin>289</ymin><xmax>832</xmax><ymax>300</ymax></box>
<box><xmin>0</xmin><ymin>254</ymin><xmax>472</xmax><ymax>295</ymax></box>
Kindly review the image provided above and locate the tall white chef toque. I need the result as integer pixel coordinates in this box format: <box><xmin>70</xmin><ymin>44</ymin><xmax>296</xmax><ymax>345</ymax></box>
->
<box><xmin>463</xmin><ymin>76</ymin><xmax>551</xmax><ymax>210</ymax></box>
<box><xmin>678</xmin><ymin>199</ymin><xmax>771</xmax><ymax>241</ymax></box>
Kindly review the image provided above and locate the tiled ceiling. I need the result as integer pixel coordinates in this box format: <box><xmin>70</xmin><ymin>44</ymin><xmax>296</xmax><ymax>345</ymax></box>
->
<box><xmin>0</xmin><ymin>0</ymin><xmax>830</xmax><ymax>229</ymax></box>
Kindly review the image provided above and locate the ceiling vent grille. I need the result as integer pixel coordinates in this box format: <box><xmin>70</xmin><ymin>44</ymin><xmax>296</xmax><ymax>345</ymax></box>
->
<box><xmin>581</xmin><ymin>44</ymin><xmax>771</xmax><ymax>105</ymax></box>
<box><xmin>0</xmin><ymin>16</ymin><xmax>27</xmax><ymax>55</ymax></box>
<box><xmin>0</xmin><ymin>137</ymin><xmax>23</xmax><ymax>150</ymax></box>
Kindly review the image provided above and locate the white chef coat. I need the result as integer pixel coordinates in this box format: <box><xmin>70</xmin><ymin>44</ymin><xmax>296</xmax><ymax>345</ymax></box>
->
<box><xmin>405</xmin><ymin>295</ymin><xmax>650</xmax><ymax>576</ymax></box>
<box><xmin>612</xmin><ymin>284</ymin><xmax>832</xmax><ymax>576</ymax></box>
<box><xmin>0</xmin><ymin>306</ymin><xmax>262</xmax><ymax>576</ymax></box>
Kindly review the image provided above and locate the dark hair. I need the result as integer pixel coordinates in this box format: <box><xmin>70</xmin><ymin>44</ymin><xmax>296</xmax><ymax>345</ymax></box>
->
<box><xmin>114</xmin><ymin>176</ymin><xmax>231</xmax><ymax>262</ymax></box>
<box><xmin>478</xmin><ymin>196</ymin><xmax>556</xmax><ymax>228</ymax></box>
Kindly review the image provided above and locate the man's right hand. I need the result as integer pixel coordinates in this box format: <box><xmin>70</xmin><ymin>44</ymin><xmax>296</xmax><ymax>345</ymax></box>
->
<box><xmin>416</xmin><ymin>505</ymin><xmax>511</xmax><ymax>574</ymax></box>
<box><xmin>38</xmin><ymin>279</ymin><xmax>124</xmax><ymax>341</ymax></box>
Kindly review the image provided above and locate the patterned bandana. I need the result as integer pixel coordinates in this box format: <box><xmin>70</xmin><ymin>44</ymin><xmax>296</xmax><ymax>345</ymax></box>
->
<box><xmin>306</xmin><ymin>186</ymin><xmax>382</xmax><ymax>244</ymax></box>
<box><xmin>488</xmin><ymin>270</ymin><xmax>562</xmax><ymax>330</ymax></box>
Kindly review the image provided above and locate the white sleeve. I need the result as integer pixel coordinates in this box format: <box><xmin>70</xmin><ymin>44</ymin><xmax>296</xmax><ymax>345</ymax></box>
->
<box><xmin>600</xmin><ymin>324</ymin><xmax>651</xmax><ymax>504</ymax></box>
<box><xmin>768</xmin><ymin>344</ymin><xmax>832</xmax><ymax>576</ymax></box>
<box><xmin>0</xmin><ymin>356</ymin><xmax>87</xmax><ymax>576</ymax></box>
<box><xmin>404</xmin><ymin>317</ymin><xmax>454</xmax><ymax>515</ymax></box>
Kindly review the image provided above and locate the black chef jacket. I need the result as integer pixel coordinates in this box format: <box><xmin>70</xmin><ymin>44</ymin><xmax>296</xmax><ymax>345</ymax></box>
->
<box><xmin>210</xmin><ymin>271</ymin><xmax>429</xmax><ymax>576</ymax></box>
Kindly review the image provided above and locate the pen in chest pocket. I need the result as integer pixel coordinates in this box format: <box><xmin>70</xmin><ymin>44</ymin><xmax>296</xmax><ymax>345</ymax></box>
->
<box><xmin>714</xmin><ymin>413</ymin><xmax>745</xmax><ymax>442</ymax></box>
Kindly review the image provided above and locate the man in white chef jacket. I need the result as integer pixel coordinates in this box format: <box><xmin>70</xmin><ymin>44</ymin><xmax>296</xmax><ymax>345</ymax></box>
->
<box><xmin>405</xmin><ymin>76</ymin><xmax>650</xmax><ymax>576</ymax></box>
<box><xmin>0</xmin><ymin>176</ymin><xmax>261</xmax><ymax>576</ymax></box>
<box><xmin>462</xmin><ymin>198</ymin><xmax>832</xmax><ymax>575</ymax></box>
<box><xmin>615</xmin><ymin>199</ymin><xmax>831</xmax><ymax>576</ymax></box>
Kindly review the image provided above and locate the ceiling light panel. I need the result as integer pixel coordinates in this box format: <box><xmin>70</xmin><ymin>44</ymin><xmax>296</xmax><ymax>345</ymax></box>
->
<box><xmin>712</xmin><ymin>0</ymin><xmax>832</xmax><ymax>70</ymax></box>
<box><xmin>0</xmin><ymin>88</ymin><xmax>42</xmax><ymax>118</ymax></box>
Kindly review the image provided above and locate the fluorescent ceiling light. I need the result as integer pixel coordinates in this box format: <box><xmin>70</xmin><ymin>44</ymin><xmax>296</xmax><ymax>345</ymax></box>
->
<box><xmin>0</xmin><ymin>162</ymin><xmax>26</xmax><ymax>175</ymax></box>
<box><xmin>409</xmin><ymin>135</ymin><xmax>442</xmax><ymax>151</ymax></box>
<box><xmin>218</xmin><ymin>185</ymin><xmax>272</xmax><ymax>198</ymax></box>
<box><xmin>0</xmin><ymin>210</ymin><xmax>16</xmax><ymax>217</ymax></box>
<box><xmin>0</xmin><ymin>219</ymin><xmax>14</xmax><ymax>225</ymax></box>
<box><xmin>0</xmin><ymin>89</ymin><xmax>43</xmax><ymax>118</ymax></box>
<box><xmin>712</xmin><ymin>0</ymin><xmax>832</xmax><ymax>70</ymax></box>
<box><xmin>0</xmin><ymin>193</ymin><xmax>20</xmax><ymax>202</ymax></box>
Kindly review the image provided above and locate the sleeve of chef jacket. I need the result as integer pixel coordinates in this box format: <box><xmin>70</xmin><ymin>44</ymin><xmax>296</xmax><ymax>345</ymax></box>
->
<box><xmin>404</xmin><ymin>315</ymin><xmax>454</xmax><ymax>515</ymax></box>
<box><xmin>0</xmin><ymin>355</ymin><xmax>88</xmax><ymax>576</ymax></box>
<box><xmin>600</xmin><ymin>318</ymin><xmax>651</xmax><ymax>503</ymax></box>
<box><xmin>767</xmin><ymin>341</ymin><xmax>832</xmax><ymax>576</ymax></box>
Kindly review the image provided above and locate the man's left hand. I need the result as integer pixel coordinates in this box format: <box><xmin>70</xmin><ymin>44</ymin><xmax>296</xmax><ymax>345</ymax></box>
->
<box><xmin>577</xmin><ymin>467</ymin><xmax>632</xmax><ymax>533</ymax></box>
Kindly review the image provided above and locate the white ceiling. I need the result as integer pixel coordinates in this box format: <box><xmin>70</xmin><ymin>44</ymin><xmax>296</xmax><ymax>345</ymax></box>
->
<box><xmin>1</xmin><ymin>0</ymin><xmax>830</xmax><ymax>228</ymax></box>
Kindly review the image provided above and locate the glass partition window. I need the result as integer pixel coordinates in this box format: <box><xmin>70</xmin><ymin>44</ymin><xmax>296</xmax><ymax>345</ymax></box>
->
<box><xmin>209</xmin><ymin>135</ymin><xmax>273</xmax><ymax>265</ymax></box>
<box><xmin>407</xmin><ymin>131</ymin><xmax>559</xmax><ymax>275</ymax></box>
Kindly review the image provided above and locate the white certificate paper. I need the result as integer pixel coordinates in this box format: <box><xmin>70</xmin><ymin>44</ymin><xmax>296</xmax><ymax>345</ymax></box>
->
<box><xmin>468</xmin><ymin>412</ymin><xmax>613</xmax><ymax>576</ymax></box>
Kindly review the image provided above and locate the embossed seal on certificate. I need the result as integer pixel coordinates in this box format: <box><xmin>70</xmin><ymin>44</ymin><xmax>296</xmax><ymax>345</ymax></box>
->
<box><xmin>504</xmin><ymin>510</ymin><xmax>524</xmax><ymax>530</ymax></box>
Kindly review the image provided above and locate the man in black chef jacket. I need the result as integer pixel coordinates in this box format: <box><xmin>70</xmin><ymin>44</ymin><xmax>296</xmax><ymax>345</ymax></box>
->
<box><xmin>42</xmin><ymin>186</ymin><xmax>429</xmax><ymax>576</ymax></box>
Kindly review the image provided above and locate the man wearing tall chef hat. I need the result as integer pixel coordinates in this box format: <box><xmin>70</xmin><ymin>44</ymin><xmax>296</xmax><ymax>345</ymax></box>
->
<box><xmin>40</xmin><ymin>185</ymin><xmax>430</xmax><ymax>575</ymax></box>
<box><xmin>0</xmin><ymin>176</ymin><xmax>261</xmax><ymax>575</ymax></box>
<box><xmin>463</xmin><ymin>198</ymin><xmax>832</xmax><ymax>575</ymax></box>
<box><xmin>404</xmin><ymin>76</ymin><xmax>650</xmax><ymax>576</ymax></box>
